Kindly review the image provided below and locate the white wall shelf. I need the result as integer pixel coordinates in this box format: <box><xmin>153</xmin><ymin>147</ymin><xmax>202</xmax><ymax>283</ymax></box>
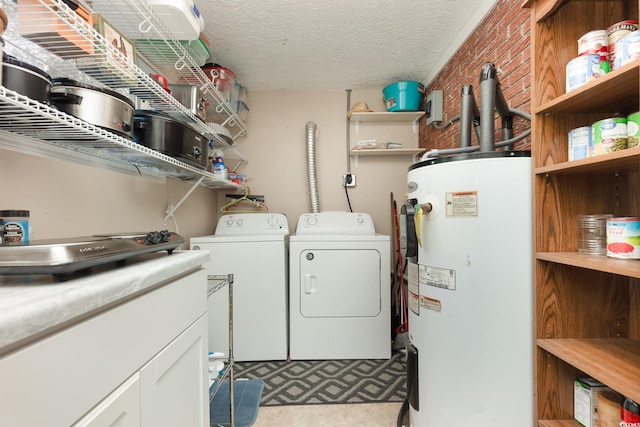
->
<box><xmin>349</xmin><ymin>148</ymin><xmax>425</xmax><ymax>168</ymax></box>
<box><xmin>349</xmin><ymin>111</ymin><xmax>425</xmax><ymax>133</ymax></box>
<box><xmin>350</xmin><ymin>148</ymin><xmax>424</xmax><ymax>156</ymax></box>
<box><xmin>0</xmin><ymin>87</ymin><xmax>242</xmax><ymax>191</ymax></box>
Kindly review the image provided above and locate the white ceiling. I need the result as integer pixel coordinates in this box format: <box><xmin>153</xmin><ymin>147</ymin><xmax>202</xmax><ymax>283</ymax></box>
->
<box><xmin>197</xmin><ymin>0</ymin><xmax>499</xmax><ymax>91</ymax></box>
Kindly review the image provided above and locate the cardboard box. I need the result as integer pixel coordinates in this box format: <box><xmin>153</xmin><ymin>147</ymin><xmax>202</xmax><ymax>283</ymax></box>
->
<box><xmin>598</xmin><ymin>391</ymin><xmax>624</xmax><ymax>427</ymax></box>
<box><xmin>17</xmin><ymin>0</ymin><xmax>95</xmax><ymax>58</ymax></box>
<box><xmin>92</xmin><ymin>14</ymin><xmax>134</xmax><ymax>61</ymax></box>
<box><xmin>76</xmin><ymin>14</ymin><xmax>137</xmax><ymax>86</ymax></box>
<box><xmin>574</xmin><ymin>377</ymin><xmax>615</xmax><ymax>427</ymax></box>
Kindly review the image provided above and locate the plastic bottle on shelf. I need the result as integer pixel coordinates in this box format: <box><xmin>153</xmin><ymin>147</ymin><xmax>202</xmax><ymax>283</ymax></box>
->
<box><xmin>213</xmin><ymin>156</ymin><xmax>228</xmax><ymax>180</ymax></box>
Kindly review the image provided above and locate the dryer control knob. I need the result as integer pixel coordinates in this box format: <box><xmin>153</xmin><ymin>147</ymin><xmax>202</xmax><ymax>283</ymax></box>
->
<box><xmin>226</xmin><ymin>218</ymin><xmax>233</xmax><ymax>226</ymax></box>
<box><xmin>268</xmin><ymin>216</ymin><xmax>278</xmax><ymax>226</ymax></box>
<box><xmin>236</xmin><ymin>219</ymin><xmax>244</xmax><ymax>226</ymax></box>
<box><xmin>307</xmin><ymin>216</ymin><xmax>318</xmax><ymax>225</ymax></box>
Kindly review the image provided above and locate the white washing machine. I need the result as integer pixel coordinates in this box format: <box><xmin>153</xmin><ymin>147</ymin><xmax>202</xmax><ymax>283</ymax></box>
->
<box><xmin>190</xmin><ymin>213</ymin><xmax>289</xmax><ymax>362</ymax></box>
<box><xmin>289</xmin><ymin>211</ymin><xmax>390</xmax><ymax>360</ymax></box>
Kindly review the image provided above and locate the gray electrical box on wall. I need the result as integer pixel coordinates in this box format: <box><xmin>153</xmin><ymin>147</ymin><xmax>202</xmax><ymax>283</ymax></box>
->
<box><xmin>425</xmin><ymin>90</ymin><xmax>443</xmax><ymax>125</ymax></box>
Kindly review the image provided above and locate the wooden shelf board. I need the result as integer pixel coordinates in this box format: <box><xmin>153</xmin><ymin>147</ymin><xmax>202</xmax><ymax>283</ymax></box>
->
<box><xmin>538</xmin><ymin>420</ymin><xmax>579</xmax><ymax>427</ymax></box>
<box><xmin>536</xmin><ymin>252</ymin><xmax>640</xmax><ymax>278</ymax></box>
<box><xmin>535</xmin><ymin>60</ymin><xmax>640</xmax><ymax>114</ymax></box>
<box><xmin>534</xmin><ymin>61</ymin><xmax>640</xmax><ymax>115</ymax></box>
<box><xmin>534</xmin><ymin>148</ymin><xmax>640</xmax><ymax>175</ymax></box>
<box><xmin>523</xmin><ymin>0</ymin><xmax>566</xmax><ymax>22</ymax></box>
<box><xmin>537</xmin><ymin>338</ymin><xmax>640</xmax><ymax>402</ymax></box>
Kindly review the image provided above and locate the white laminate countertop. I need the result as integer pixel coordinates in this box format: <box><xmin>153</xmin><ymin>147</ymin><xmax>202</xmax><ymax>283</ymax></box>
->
<box><xmin>0</xmin><ymin>250</ymin><xmax>210</xmax><ymax>356</ymax></box>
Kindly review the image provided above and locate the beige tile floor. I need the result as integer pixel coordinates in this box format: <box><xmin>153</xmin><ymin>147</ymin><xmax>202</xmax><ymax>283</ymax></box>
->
<box><xmin>251</xmin><ymin>402</ymin><xmax>404</xmax><ymax>427</ymax></box>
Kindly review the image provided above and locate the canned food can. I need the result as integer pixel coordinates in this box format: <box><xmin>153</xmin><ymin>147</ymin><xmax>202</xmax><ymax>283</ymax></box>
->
<box><xmin>568</xmin><ymin>126</ymin><xmax>593</xmax><ymax>160</ymax></box>
<box><xmin>608</xmin><ymin>20</ymin><xmax>639</xmax><ymax>69</ymax></box>
<box><xmin>578</xmin><ymin>30</ymin><xmax>608</xmax><ymax>55</ymax></box>
<box><xmin>577</xmin><ymin>214</ymin><xmax>612</xmax><ymax>255</ymax></box>
<box><xmin>620</xmin><ymin>30</ymin><xmax>640</xmax><ymax>67</ymax></box>
<box><xmin>592</xmin><ymin>118</ymin><xmax>627</xmax><ymax>155</ymax></box>
<box><xmin>628</xmin><ymin>112</ymin><xmax>640</xmax><ymax>148</ymax></box>
<box><xmin>0</xmin><ymin>209</ymin><xmax>29</xmax><ymax>244</ymax></box>
<box><xmin>607</xmin><ymin>217</ymin><xmax>640</xmax><ymax>258</ymax></box>
<box><xmin>566</xmin><ymin>54</ymin><xmax>602</xmax><ymax>92</ymax></box>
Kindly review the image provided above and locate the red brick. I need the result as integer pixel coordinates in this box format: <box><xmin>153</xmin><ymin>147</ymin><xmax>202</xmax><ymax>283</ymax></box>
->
<box><xmin>420</xmin><ymin>3</ymin><xmax>531</xmax><ymax>150</ymax></box>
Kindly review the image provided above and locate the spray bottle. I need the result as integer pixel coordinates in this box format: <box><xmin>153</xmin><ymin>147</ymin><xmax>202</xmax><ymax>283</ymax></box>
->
<box><xmin>213</xmin><ymin>156</ymin><xmax>228</xmax><ymax>180</ymax></box>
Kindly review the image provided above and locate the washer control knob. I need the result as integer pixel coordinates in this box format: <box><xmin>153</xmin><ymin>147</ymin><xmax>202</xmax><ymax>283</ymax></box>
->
<box><xmin>268</xmin><ymin>216</ymin><xmax>278</xmax><ymax>226</ymax></box>
<box><xmin>226</xmin><ymin>218</ymin><xmax>233</xmax><ymax>226</ymax></box>
<box><xmin>236</xmin><ymin>219</ymin><xmax>244</xmax><ymax>226</ymax></box>
<box><xmin>357</xmin><ymin>217</ymin><xmax>364</xmax><ymax>224</ymax></box>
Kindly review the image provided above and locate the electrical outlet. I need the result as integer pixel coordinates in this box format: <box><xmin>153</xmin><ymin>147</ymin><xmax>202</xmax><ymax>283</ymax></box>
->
<box><xmin>342</xmin><ymin>174</ymin><xmax>356</xmax><ymax>187</ymax></box>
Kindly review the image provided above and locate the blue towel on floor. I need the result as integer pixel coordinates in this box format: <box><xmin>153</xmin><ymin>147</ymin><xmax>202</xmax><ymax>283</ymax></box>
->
<box><xmin>210</xmin><ymin>379</ymin><xmax>264</xmax><ymax>427</ymax></box>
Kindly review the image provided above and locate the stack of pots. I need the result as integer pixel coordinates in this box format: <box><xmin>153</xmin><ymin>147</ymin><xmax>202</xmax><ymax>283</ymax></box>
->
<box><xmin>201</xmin><ymin>63</ymin><xmax>236</xmax><ymax>101</ymax></box>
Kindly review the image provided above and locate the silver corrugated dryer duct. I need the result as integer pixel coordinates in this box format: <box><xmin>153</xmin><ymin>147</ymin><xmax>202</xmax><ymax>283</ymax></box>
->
<box><xmin>305</xmin><ymin>121</ymin><xmax>320</xmax><ymax>213</ymax></box>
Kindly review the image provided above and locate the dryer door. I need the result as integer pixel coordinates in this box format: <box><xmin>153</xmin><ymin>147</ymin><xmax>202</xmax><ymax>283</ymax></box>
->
<box><xmin>299</xmin><ymin>249</ymin><xmax>381</xmax><ymax>317</ymax></box>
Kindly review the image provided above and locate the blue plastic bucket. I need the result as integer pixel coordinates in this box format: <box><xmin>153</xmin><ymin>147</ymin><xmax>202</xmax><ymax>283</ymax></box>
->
<box><xmin>383</xmin><ymin>81</ymin><xmax>425</xmax><ymax>112</ymax></box>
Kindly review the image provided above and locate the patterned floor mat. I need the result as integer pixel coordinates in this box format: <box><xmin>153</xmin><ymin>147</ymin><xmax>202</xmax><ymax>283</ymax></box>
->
<box><xmin>233</xmin><ymin>351</ymin><xmax>407</xmax><ymax>406</ymax></box>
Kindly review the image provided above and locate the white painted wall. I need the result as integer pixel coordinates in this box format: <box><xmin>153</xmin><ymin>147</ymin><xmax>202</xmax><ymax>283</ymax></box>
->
<box><xmin>224</xmin><ymin>89</ymin><xmax>419</xmax><ymax>238</ymax></box>
<box><xmin>0</xmin><ymin>149</ymin><xmax>218</xmax><ymax>241</ymax></box>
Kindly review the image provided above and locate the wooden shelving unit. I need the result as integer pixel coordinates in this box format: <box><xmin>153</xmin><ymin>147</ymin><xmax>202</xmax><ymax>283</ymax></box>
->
<box><xmin>525</xmin><ymin>0</ymin><xmax>640</xmax><ymax>425</ymax></box>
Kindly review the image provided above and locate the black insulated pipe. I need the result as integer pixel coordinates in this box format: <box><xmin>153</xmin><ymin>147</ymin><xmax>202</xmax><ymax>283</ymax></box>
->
<box><xmin>495</xmin><ymin>76</ymin><xmax>514</xmax><ymax>151</ymax></box>
<box><xmin>472</xmin><ymin>90</ymin><xmax>481</xmax><ymax>145</ymax></box>
<box><xmin>479</xmin><ymin>62</ymin><xmax>497</xmax><ymax>152</ymax></box>
<box><xmin>459</xmin><ymin>85</ymin><xmax>474</xmax><ymax>148</ymax></box>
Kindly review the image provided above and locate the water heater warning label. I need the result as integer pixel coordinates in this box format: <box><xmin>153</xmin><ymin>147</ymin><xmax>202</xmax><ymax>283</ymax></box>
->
<box><xmin>446</xmin><ymin>191</ymin><xmax>478</xmax><ymax>216</ymax></box>
<box><xmin>421</xmin><ymin>265</ymin><xmax>456</xmax><ymax>291</ymax></box>
<box><xmin>420</xmin><ymin>296</ymin><xmax>441</xmax><ymax>312</ymax></box>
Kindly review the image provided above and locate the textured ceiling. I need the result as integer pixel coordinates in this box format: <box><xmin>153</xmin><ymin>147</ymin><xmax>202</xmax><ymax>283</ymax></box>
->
<box><xmin>197</xmin><ymin>0</ymin><xmax>499</xmax><ymax>90</ymax></box>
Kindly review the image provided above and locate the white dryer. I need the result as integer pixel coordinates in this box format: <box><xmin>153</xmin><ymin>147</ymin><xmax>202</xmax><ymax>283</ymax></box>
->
<box><xmin>289</xmin><ymin>211</ymin><xmax>390</xmax><ymax>360</ymax></box>
<box><xmin>190</xmin><ymin>213</ymin><xmax>289</xmax><ymax>361</ymax></box>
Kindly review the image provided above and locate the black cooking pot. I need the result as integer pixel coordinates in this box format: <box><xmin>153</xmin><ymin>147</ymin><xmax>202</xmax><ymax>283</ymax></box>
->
<box><xmin>133</xmin><ymin>110</ymin><xmax>209</xmax><ymax>169</ymax></box>
<box><xmin>51</xmin><ymin>78</ymin><xmax>135</xmax><ymax>139</ymax></box>
<box><xmin>2</xmin><ymin>54</ymin><xmax>52</xmax><ymax>105</ymax></box>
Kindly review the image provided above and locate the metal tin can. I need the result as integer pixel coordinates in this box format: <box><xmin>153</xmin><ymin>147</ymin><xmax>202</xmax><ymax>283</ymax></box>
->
<box><xmin>578</xmin><ymin>30</ymin><xmax>608</xmax><ymax>55</ymax></box>
<box><xmin>620</xmin><ymin>30</ymin><xmax>640</xmax><ymax>67</ymax></box>
<box><xmin>566</xmin><ymin>54</ymin><xmax>601</xmax><ymax>92</ymax></box>
<box><xmin>606</xmin><ymin>217</ymin><xmax>640</xmax><ymax>258</ymax></box>
<box><xmin>628</xmin><ymin>112</ymin><xmax>640</xmax><ymax>148</ymax></box>
<box><xmin>0</xmin><ymin>210</ymin><xmax>29</xmax><ymax>244</ymax></box>
<box><xmin>577</xmin><ymin>214</ymin><xmax>612</xmax><ymax>255</ymax></box>
<box><xmin>592</xmin><ymin>118</ymin><xmax>628</xmax><ymax>155</ymax></box>
<box><xmin>608</xmin><ymin>20</ymin><xmax>639</xmax><ymax>69</ymax></box>
<box><xmin>568</xmin><ymin>126</ymin><xmax>593</xmax><ymax>160</ymax></box>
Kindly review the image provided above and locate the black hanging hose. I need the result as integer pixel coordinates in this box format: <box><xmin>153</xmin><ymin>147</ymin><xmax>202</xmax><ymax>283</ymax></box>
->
<box><xmin>396</xmin><ymin>399</ymin><xmax>409</xmax><ymax>427</ymax></box>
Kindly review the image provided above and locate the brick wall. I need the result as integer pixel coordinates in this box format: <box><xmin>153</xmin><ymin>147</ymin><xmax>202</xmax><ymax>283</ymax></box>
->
<box><xmin>419</xmin><ymin>0</ymin><xmax>531</xmax><ymax>152</ymax></box>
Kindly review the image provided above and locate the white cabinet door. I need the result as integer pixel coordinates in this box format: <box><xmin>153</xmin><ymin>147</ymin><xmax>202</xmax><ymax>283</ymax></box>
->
<box><xmin>73</xmin><ymin>374</ymin><xmax>141</xmax><ymax>427</ymax></box>
<box><xmin>140</xmin><ymin>314</ymin><xmax>209</xmax><ymax>427</ymax></box>
<box><xmin>0</xmin><ymin>268</ymin><xmax>207</xmax><ymax>427</ymax></box>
